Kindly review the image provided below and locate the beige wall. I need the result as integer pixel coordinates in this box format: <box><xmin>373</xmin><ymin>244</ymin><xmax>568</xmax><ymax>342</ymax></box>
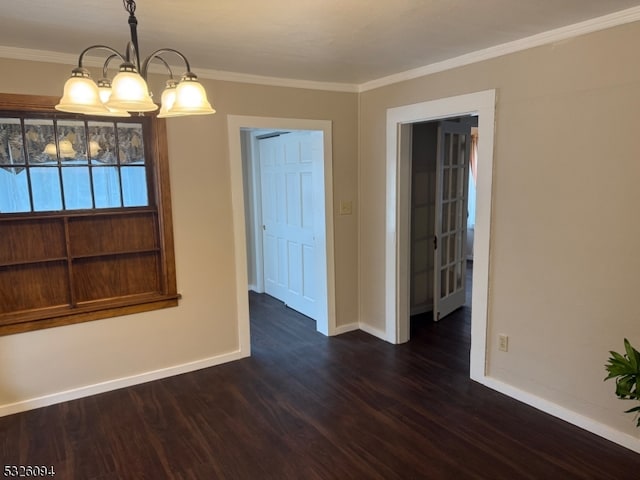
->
<box><xmin>359</xmin><ymin>21</ymin><xmax>640</xmax><ymax>438</ymax></box>
<box><xmin>0</xmin><ymin>58</ymin><xmax>358</xmax><ymax>408</ymax></box>
<box><xmin>1</xmin><ymin>18</ymin><xmax>639</xmax><ymax>445</ymax></box>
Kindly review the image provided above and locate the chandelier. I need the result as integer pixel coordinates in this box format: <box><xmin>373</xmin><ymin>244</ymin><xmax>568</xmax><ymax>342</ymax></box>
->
<box><xmin>55</xmin><ymin>0</ymin><xmax>215</xmax><ymax>118</ymax></box>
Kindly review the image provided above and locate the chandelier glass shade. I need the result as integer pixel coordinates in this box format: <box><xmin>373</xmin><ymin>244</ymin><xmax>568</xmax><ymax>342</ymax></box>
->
<box><xmin>157</xmin><ymin>79</ymin><xmax>180</xmax><ymax>118</ymax></box>
<box><xmin>55</xmin><ymin>0</ymin><xmax>215</xmax><ymax>118</ymax></box>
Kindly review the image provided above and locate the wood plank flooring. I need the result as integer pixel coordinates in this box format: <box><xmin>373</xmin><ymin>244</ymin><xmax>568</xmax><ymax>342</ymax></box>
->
<box><xmin>1</xmin><ymin>290</ymin><xmax>639</xmax><ymax>479</ymax></box>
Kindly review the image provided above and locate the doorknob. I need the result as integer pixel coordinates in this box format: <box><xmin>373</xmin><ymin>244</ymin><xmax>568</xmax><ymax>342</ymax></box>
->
<box><xmin>433</xmin><ymin>235</ymin><xmax>438</xmax><ymax>250</ymax></box>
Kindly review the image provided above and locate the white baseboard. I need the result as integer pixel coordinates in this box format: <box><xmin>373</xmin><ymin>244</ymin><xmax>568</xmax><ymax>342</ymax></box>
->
<box><xmin>410</xmin><ymin>305</ymin><xmax>432</xmax><ymax>316</ymax></box>
<box><xmin>358</xmin><ymin>322</ymin><xmax>390</xmax><ymax>342</ymax></box>
<box><xmin>479</xmin><ymin>376</ymin><xmax>640</xmax><ymax>454</ymax></box>
<box><xmin>332</xmin><ymin>322</ymin><xmax>360</xmax><ymax>335</ymax></box>
<box><xmin>7</xmin><ymin>329</ymin><xmax>636</xmax><ymax>457</ymax></box>
<box><xmin>0</xmin><ymin>349</ymin><xmax>249</xmax><ymax>418</ymax></box>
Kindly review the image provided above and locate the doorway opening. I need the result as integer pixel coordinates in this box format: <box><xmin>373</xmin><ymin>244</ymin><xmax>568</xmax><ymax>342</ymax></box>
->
<box><xmin>385</xmin><ymin>90</ymin><xmax>496</xmax><ymax>383</ymax></box>
<box><xmin>409</xmin><ymin>116</ymin><xmax>477</xmax><ymax>325</ymax></box>
<box><xmin>227</xmin><ymin>116</ymin><xmax>337</xmax><ymax>357</ymax></box>
<box><xmin>244</xmin><ymin>128</ymin><xmax>324</xmax><ymax>320</ymax></box>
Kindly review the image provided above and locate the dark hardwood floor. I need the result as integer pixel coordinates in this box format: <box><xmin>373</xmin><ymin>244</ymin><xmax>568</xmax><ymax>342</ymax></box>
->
<box><xmin>1</xmin><ymin>287</ymin><xmax>639</xmax><ymax>479</ymax></box>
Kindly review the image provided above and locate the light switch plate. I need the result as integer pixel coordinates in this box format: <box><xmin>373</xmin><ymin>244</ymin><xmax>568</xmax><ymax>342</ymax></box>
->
<box><xmin>339</xmin><ymin>200</ymin><xmax>353</xmax><ymax>215</ymax></box>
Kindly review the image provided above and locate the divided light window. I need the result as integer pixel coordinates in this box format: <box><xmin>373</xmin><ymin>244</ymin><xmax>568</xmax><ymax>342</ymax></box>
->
<box><xmin>0</xmin><ymin>94</ymin><xmax>179</xmax><ymax>336</ymax></box>
<box><xmin>0</xmin><ymin>117</ymin><xmax>149</xmax><ymax>212</ymax></box>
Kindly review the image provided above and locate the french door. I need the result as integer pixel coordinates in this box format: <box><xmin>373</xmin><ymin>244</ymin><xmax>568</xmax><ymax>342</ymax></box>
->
<box><xmin>433</xmin><ymin>121</ymin><xmax>470</xmax><ymax>321</ymax></box>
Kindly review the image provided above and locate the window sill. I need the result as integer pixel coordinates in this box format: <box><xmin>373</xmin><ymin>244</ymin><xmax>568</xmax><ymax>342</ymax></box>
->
<box><xmin>0</xmin><ymin>293</ymin><xmax>182</xmax><ymax>336</ymax></box>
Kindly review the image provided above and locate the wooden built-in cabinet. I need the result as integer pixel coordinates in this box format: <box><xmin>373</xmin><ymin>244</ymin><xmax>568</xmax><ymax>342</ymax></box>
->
<box><xmin>0</xmin><ymin>93</ymin><xmax>179</xmax><ymax>336</ymax></box>
<box><xmin>0</xmin><ymin>205</ymin><xmax>178</xmax><ymax>336</ymax></box>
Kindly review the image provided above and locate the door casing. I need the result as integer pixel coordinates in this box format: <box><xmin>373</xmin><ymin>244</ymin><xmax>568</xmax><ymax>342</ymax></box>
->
<box><xmin>385</xmin><ymin>90</ymin><xmax>496</xmax><ymax>383</ymax></box>
<box><xmin>228</xmin><ymin>116</ymin><xmax>336</xmax><ymax>356</ymax></box>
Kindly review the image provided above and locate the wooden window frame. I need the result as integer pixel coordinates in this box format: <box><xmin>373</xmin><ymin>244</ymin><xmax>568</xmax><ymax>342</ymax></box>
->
<box><xmin>0</xmin><ymin>93</ymin><xmax>179</xmax><ymax>336</ymax></box>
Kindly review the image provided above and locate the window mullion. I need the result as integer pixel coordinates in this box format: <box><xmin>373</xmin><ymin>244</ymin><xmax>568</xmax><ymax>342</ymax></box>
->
<box><xmin>18</xmin><ymin>117</ymin><xmax>35</xmax><ymax>212</ymax></box>
<box><xmin>53</xmin><ymin>118</ymin><xmax>67</xmax><ymax>211</ymax></box>
<box><xmin>84</xmin><ymin>119</ymin><xmax>97</xmax><ymax>209</ymax></box>
<box><xmin>114</xmin><ymin>122</ymin><xmax>125</xmax><ymax>207</ymax></box>
<box><xmin>63</xmin><ymin>216</ymin><xmax>77</xmax><ymax>308</ymax></box>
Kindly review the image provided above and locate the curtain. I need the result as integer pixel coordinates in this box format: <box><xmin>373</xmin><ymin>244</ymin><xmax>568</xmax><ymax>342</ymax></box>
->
<box><xmin>470</xmin><ymin>130</ymin><xmax>478</xmax><ymax>184</ymax></box>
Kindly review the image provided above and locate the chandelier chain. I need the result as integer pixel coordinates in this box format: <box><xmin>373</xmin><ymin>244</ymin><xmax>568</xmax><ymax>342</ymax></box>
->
<box><xmin>123</xmin><ymin>0</ymin><xmax>136</xmax><ymax>16</ymax></box>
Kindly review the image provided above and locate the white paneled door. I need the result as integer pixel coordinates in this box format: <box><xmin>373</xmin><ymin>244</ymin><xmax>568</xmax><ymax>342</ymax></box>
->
<box><xmin>259</xmin><ymin>131</ymin><xmax>321</xmax><ymax>320</ymax></box>
<box><xmin>433</xmin><ymin>121</ymin><xmax>471</xmax><ymax>321</ymax></box>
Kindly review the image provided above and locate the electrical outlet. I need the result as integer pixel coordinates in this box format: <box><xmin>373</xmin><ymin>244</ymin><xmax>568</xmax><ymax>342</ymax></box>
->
<box><xmin>498</xmin><ymin>334</ymin><xmax>509</xmax><ymax>352</ymax></box>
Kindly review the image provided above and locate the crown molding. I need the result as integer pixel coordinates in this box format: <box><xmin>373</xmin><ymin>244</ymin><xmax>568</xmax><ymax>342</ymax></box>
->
<box><xmin>191</xmin><ymin>67</ymin><xmax>359</xmax><ymax>92</ymax></box>
<box><xmin>1</xmin><ymin>5</ymin><xmax>638</xmax><ymax>95</ymax></box>
<box><xmin>0</xmin><ymin>45</ymin><xmax>358</xmax><ymax>93</ymax></box>
<box><xmin>0</xmin><ymin>46</ymin><xmax>78</xmax><ymax>66</ymax></box>
<box><xmin>358</xmin><ymin>5</ymin><xmax>640</xmax><ymax>92</ymax></box>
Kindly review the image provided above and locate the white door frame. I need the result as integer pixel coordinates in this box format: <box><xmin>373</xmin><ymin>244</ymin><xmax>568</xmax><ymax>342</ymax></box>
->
<box><xmin>244</xmin><ymin>130</ymin><xmax>266</xmax><ymax>293</ymax></box>
<box><xmin>227</xmin><ymin>115</ymin><xmax>336</xmax><ymax>354</ymax></box>
<box><xmin>385</xmin><ymin>90</ymin><xmax>496</xmax><ymax>382</ymax></box>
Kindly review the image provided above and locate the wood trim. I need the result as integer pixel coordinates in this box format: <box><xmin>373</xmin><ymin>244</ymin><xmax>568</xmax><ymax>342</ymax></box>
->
<box><xmin>0</xmin><ymin>206</ymin><xmax>159</xmax><ymax>222</ymax></box>
<box><xmin>69</xmin><ymin>248</ymin><xmax>161</xmax><ymax>260</ymax></box>
<box><xmin>0</xmin><ymin>295</ymin><xmax>181</xmax><ymax>336</ymax></box>
<box><xmin>0</xmin><ymin>93</ymin><xmax>58</xmax><ymax>112</ymax></box>
<box><xmin>0</xmin><ymin>93</ymin><xmax>180</xmax><ymax>336</ymax></box>
<box><xmin>152</xmin><ymin>118</ymin><xmax>178</xmax><ymax>296</ymax></box>
<box><xmin>63</xmin><ymin>216</ymin><xmax>76</xmax><ymax>307</ymax></box>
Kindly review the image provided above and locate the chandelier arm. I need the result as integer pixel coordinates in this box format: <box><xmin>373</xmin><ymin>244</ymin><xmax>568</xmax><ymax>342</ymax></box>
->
<box><xmin>77</xmin><ymin>45</ymin><xmax>126</xmax><ymax>69</ymax></box>
<box><xmin>143</xmin><ymin>54</ymin><xmax>176</xmax><ymax>80</ymax></box>
<box><xmin>101</xmin><ymin>54</ymin><xmax>121</xmax><ymax>78</ymax></box>
<box><xmin>141</xmin><ymin>49</ymin><xmax>192</xmax><ymax>79</ymax></box>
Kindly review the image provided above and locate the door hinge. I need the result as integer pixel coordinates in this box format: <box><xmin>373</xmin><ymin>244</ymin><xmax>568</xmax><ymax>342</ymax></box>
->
<box><xmin>434</xmin><ymin>235</ymin><xmax>438</xmax><ymax>250</ymax></box>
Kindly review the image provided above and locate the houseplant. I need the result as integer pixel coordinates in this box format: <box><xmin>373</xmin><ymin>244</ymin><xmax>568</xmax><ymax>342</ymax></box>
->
<box><xmin>604</xmin><ymin>338</ymin><xmax>640</xmax><ymax>427</ymax></box>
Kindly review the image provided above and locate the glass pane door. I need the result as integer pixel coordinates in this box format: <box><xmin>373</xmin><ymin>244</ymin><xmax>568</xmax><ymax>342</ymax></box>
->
<box><xmin>434</xmin><ymin>121</ymin><xmax>470</xmax><ymax>321</ymax></box>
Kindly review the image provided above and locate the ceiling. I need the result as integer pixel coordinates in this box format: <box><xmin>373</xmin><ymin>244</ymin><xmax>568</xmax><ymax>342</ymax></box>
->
<box><xmin>1</xmin><ymin>0</ymin><xmax>639</xmax><ymax>86</ymax></box>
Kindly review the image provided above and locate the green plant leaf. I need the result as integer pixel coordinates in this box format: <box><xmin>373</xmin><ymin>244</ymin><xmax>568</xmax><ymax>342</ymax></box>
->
<box><xmin>605</xmin><ymin>352</ymin><xmax>634</xmax><ymax>372</ymax></box>
<box><xmin>605</xmin><ymin>339</ymin><xmax>640</xmax><ymax>427</ymax></box>
<box><xmin>615</xmin><ymin>380</ymin><xmax>633</xmax><ymax>398</ymax></box>
<box><xmin>605</xmin><ymin>360</ymin><xmax>634</xmax><ymax>381</ymax></box>
<box><xmin>609</xmin><ymin>351</ymin><xmax>628</xmax><ymax>365</ymax></box>
<box><xmin>624</xmin><ymin>339</ymin><xmax>639</xmax><ymax>371</ymax></box>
